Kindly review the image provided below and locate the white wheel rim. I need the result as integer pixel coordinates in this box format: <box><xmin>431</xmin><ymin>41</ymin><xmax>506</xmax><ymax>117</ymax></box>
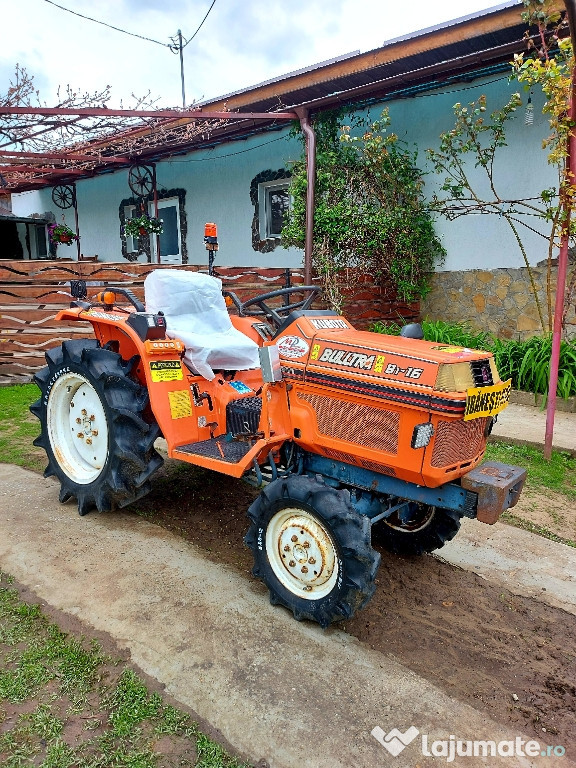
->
<box><xmin>47</xmin><ymin>372</ymin><xmax>109</xmax><ymax>484</ymax></box>
<box><xmin>266</xmin><ymin>508</ymin><xmax>338</xmax><ymax>600</ymax></box>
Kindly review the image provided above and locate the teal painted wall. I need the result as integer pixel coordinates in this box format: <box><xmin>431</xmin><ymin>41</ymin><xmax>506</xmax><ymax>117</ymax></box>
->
<box><xmin>12</xmin><ymin>72</ymin><xmax>556</xmax><ymax>273</ymax></box>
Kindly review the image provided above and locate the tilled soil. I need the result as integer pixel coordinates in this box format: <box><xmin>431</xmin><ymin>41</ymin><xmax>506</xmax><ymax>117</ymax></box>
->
<box><xmin>131</xmin><ymin>460</ymin><xmax>576</xmax><ymax>752</ymax></box>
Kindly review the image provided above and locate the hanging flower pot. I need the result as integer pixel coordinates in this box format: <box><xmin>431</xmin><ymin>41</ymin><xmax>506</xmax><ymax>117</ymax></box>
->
<box><xmin>48</xmin><ymin>223</ymin><xmax>78</xmax><ymax>246</ymax></box>
<box><xmin>124</xmin><ymin>215</ymin><xmax>164</xmax><ymax>239</ymax></box>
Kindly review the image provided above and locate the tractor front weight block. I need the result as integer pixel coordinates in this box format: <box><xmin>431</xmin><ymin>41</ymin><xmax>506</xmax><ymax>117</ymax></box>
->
<box><xmin>460</xmin><ymin>461</ymin><xmax>527</xmax><ymax>524</ymax></box>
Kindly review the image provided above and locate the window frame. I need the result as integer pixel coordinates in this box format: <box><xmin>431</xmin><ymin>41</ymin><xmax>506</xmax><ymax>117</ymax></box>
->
<box><xmin>123</xmin><ymin>205</ymin><xmax>138</xmax><ymax>254</ymax></box>
<box><xmin>149</xmin><ymin>197</ymin><xmax>182</xmax><ymax>264</ymax></box>
<box><xmin>258</xmin><ymin>179</ymin><xmax>291</xmax><ymax>240</ymax></box>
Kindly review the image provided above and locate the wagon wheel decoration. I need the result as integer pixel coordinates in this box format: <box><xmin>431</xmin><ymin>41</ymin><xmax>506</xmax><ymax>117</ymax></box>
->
<box><xmin>128</xmin><ymin>165</ymin><xmax>154</xmax><ymax>199</ymax></box>
<box><xmin>52</xmin><ymin>184</ymin><xmax>76</xmax><ymax>209</ymax></box>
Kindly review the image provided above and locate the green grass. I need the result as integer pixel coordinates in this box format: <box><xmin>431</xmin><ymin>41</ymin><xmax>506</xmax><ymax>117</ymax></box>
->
<box><xmin>0</xmin><ymin>572</ymin><xmax>251</xmax><ymax>768</ymax></box>
<box><xmin>485</xmin><ymin>441</ymin><xmax>576</xmax><ymax>500</ymax></box>
<box><xmin>0</xmin><ymin>383</ymin><xmax>44</xmax><ymax>471</ymax></box>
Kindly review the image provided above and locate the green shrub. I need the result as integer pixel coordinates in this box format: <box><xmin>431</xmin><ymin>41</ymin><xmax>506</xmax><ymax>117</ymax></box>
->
<box><xmin>371</xmin><ymin>319</ymin><xmax>576</xmax><ymax>398</ymax></box>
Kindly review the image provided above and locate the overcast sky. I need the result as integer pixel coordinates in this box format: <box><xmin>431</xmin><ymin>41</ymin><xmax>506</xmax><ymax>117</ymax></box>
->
<box><xmin>1</xmin><ymin>0</ymin><xmax>514</xmax><ymax>109</ymax></box>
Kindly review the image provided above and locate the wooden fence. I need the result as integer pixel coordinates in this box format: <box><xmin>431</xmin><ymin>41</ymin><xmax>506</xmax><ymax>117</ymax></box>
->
<box><xmin>0</xmin><ymin>259</ymin><xmax>418</xmax><ymax>383</ymax></box>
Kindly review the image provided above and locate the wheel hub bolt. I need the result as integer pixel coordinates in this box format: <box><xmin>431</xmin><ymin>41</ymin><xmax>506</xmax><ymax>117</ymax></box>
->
<box><xmin>90</xmin><ymin>415</ymin><xmax>95</xmax><ymax>421</ymax></box>
<box><xmin>86</xmin><ymin>438</ymin><xmax>92</xmax><ymax>445</ymax></box>
<box><xmin>291</xmin><ymin>535</ymin><xmax>298</xmax><ymax>542</ymax></box>
<box><xmin>76</xmin><ymin>417</ymin><xmax>82</xmax><ymax>424</ymax></box>
<box><xmin>81</xmin><ymin>409</ymin><xmax>87</xmax><ymax>416</ymax></box>
<box><xmin>283</xmin><ymin>545</ymin><xmax>290</xmax><ymax>552</ymax></box>
<box><xmin>77</xmin><ymin>432</ymin><xmax>84</xmax><ymax>438</ymax></box>
<box><xmin>301</xmin><ymin>566</ymin><xmax>309</xmax><ymax>574</ymax></box>
<box><xmin>309</xmin><ymin>557</ymin><xmax>316</xmax><ymax>565</ymax></box>
<box><xmin>304</xmin><ymin>585</ymin><xmax>312</xmax><ymax>592</ymax></box>
<box><xmin>289</xmin><ymin>560</ymin><xmax>296</xmax><ymax>568</ymax></box>
<box><xmin>303</xmin><ymin>541</ymin><xmax>310</xmax><ymax>548</ymax></box>
<box><xmin>92</xmin><ymin>430</ymin><xmax>98</xmax><ymax>436</ymax></box>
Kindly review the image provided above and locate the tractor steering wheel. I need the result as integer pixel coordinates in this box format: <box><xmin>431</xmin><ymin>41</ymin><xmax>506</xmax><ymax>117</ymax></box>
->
<box><xmin>238</xmin><ymin>286</ymin><xmax>320</xmax><ymax>330</ymax></box>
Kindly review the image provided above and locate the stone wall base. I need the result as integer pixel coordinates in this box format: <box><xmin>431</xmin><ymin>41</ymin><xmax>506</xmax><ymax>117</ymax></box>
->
<box><xmin>421</xmin><ymin>265</ymin><xmax>576</xmax><ymax>339</ymax></box>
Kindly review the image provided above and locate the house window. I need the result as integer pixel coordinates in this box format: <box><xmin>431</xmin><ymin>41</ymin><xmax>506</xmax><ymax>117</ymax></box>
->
<box><xmin>250</xmin><ymin>169</ymin><xmax>291</xmax><ymax>253</ymax></box>
<box><xmin>124</xmin><ymin>205</ymin><xmax>138</xmax><ymax>254</ymax></box>
<box><xmin>119</xmin><ymin>188</ymin><xmax>188</xmax><ymax>263</ymax></box>
<box><xmin>259</xmin><ymin>180</ymin><xmax>290</xmax><ymax>239</ymax></box>
<box><xmin>34</xmin><ymin>224</ymin><xmax>48</xmax><ymax>258</ymax></box>
<box><xmin>124</xmin><ymin>201</ymin><xmax>182</xmax><ymax>263</ymax></box>
<box><xmin>150</xmin><ymin>198</ymin><xmax>181</xmax><ymax>264</ymax></box>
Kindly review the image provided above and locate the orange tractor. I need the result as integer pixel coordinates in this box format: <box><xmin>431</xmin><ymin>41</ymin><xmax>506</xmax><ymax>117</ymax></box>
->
<box><xmin>31</xmin><ymin>268</ymin><xmax>526</xmax><ymax>627</ymax></box>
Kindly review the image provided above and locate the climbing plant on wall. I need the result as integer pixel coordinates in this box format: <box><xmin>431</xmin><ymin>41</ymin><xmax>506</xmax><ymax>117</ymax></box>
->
<box><xmin>281</xmin><ymin>110</ymin><xmax>446</xmax><ymax>312</ymax></box>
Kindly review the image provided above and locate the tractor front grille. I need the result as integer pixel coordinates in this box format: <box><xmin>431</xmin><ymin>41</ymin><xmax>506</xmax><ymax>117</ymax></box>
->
<box><xmin>298</xmin><ymin>392</ymin><xmax>400</xmax><ymax>454</ymax></box>
<box><xmin>431</xmin><ymin>418</ymin><xmax>487</xmax><ymax>468</ymax></box>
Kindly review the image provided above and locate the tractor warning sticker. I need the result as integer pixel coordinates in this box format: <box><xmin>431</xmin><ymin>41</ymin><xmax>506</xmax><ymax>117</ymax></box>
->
<box><xmin>168</xmin><ymin>390</ymin><xmax>192</xmax><ymax>419</ymax></box>
<box><xmin>464</xmin><ymin>380</ymin><xmax>512</xmax><ymax>421</ymax></box>
<box><xmin>277</xmin><ymin>335</ymin><xmax>310</xmax><ymax>359</ymax></box>
<box><xmin>149</xmin><ymin>360</ymin><xmax>183</xmax><ymax>382</ymax></box>
<box><xmin>432</xmin><ymin>345</ymin><xmax>474</xmax><ymax>358</ymax></box>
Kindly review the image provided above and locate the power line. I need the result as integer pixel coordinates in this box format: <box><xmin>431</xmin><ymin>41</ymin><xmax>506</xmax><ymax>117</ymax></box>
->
<box><xmin>183</xmin><ymin>0</ymin><xmax>218</xmax><ymax>49</ymax></box>
<box><xmin>165</xmin><ymin>135</ymin><xmax>287</xmax><ymax>162</ymax></box>
<box><xmin>43</xmin><ymin>0</ymin><xmax>170</xmax><ymax>47</ymax></box>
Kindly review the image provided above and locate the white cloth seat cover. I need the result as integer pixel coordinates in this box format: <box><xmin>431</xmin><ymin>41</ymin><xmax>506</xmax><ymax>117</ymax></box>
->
<box><xmin>144</xmin><ymin>270</ymin><xmax>260</xmax><ymax>380</ymax></box>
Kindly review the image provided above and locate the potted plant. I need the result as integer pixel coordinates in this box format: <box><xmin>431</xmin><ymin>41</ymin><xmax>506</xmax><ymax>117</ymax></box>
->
<box><xmin>124</xmin><ymin>214</ymin><xmax>163</xmax><ymax>238</ymax></box>
<box><xmin>48</xmin><ymin>223</ymin><xmax>78</xmax><ymax>245</ymax></box>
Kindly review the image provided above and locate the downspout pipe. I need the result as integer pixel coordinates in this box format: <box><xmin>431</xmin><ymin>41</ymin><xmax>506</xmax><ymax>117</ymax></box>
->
<box><xmin>544</xmin><ymin>0</ymin><xmax>576</xmax><ymax>458</ymax></box>
<box><xmin>295</xmin><ymin>108</ymin><xmax>316</xmax><ymax>285</ymax></box>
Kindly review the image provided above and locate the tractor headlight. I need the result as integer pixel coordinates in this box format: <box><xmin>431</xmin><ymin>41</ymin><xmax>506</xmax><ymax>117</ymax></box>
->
<box><xmin>435</xmin><ymin>362</ymin><xmax>474</xmax><ymax>392</ymax></box>
<box><xmin>411</xmin><ymin>422</ymin><xmax>434</xmax><ymax>449</ymax></box>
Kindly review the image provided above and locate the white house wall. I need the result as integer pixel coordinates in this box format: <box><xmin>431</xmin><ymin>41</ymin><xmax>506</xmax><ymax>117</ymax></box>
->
<box><xmin>369</xmin><ymin>74</ymin><xmax>554</xmax><ymax>272</ymax></box>
<box><xmin>11</xmin><ymin>73</ymin><xmax>556</xmax><ymax>274</ymax></box>
<box><xmin>12</xmin><ymin>129</ymin><xmax>304</xmax><ymax>268</ymax></box>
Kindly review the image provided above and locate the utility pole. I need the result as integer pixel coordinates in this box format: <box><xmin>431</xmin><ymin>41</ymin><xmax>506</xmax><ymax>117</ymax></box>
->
<box><xmin>178</xmin><ymin>29</ymin><xmax>186</xmax><ymax>108</ymax></box>
<box><xmin>170</xmin><ymin>30</ymin><xmax>186</xmax><ymax>108</ymax></box>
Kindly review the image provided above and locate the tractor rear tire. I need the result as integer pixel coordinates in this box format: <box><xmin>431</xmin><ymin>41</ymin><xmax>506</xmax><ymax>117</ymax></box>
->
<box><xmin>245</xmin><ymin>474</ymin><xmax>380</xmax><ymax>628</ymax></box>
<box><xmin>31</xmin><ymin>340</ymin><xmax>163</xmax><ymax>515</ymax></box>
<box><xmin>372</xmin><ymin>503</ymin><xmax>462</xmax><ymax>556</ymax></box>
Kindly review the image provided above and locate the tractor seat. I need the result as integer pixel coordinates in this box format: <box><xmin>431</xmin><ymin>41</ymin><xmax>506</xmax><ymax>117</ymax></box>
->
<box><xmin>144</xmin><ymin>270</ymin><xmax>260</xmax><ymax>380</ymax></box>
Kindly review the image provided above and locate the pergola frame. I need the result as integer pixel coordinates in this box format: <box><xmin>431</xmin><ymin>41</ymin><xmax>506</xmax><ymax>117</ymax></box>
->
<box><xmin>0</xmin><ymin>105</ymin><xmax>316</xmax><ymax>282</ymax></box>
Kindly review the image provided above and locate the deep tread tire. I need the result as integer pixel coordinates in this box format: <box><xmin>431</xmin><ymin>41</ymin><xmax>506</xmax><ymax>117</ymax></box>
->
<box><xmin>30</xmin><ymin>340</ymin><xmax>163</xmax><ymax>515</ymax></box>
<box><xmin>373</xmin><ymin>504</ymin><xmax>462</xmax><ymax>556</ymax></box>
<box><xmin>245</xmin><ymin>475</ymin><xmax>380</xmax><ymax>628</ymax></box>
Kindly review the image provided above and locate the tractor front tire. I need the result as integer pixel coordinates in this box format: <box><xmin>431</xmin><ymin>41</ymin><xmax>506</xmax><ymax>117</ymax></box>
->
<box><xmin>245</xmin><ymin>474</ymin><xmax>380</xmax><ymax>628</ymax></box>
<box><xmin>372</xmin><ymin>503</ymin><xmax>462</xmax><ymax>556</ymax></box>
<box><xmin>31</xmin><ymin>340</ymin><xmax>163</xmax><ymax>515</ymax></box>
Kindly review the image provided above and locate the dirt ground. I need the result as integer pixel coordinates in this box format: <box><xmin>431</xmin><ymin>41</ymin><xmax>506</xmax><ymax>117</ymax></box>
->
<box><xmin>129</xmin><ymin>460</ymin><xmax>576</xmax><ymax>753</ymax></box>
<box><xmin>512</xmin><ymin>486</ymin><xmax>576</xmax><ymax>542</ymax></box>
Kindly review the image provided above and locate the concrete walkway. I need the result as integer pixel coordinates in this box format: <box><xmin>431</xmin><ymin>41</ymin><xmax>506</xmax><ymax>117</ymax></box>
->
<box><xmin>491</xmin><ymin>403</ymin><xmax>576</xmax><ymax>455</ymax></box>
<box><xmin>1</xmin><ymin>464</ymin><xmax>571</xmax><ymax>768</ymax></box>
